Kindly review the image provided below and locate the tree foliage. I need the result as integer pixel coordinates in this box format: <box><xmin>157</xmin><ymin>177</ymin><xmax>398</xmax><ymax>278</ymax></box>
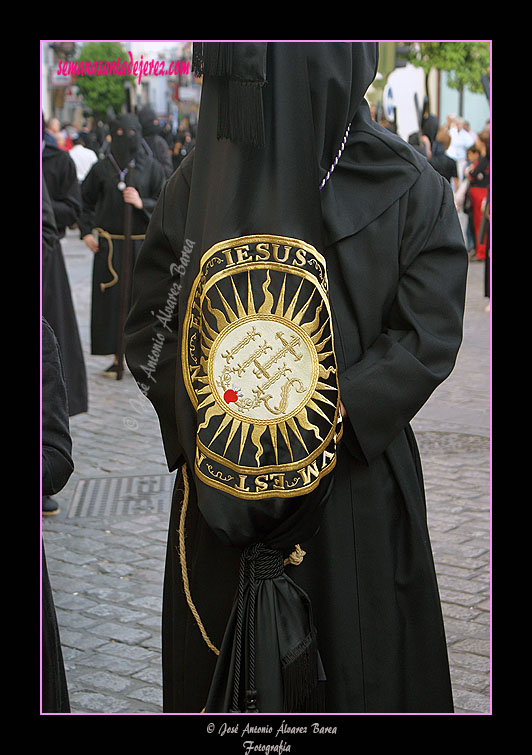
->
<box><xmin>72</xmin><ymin>41</ymin><xmax>134</xmax><ymax>120</ymax></box>
<box><xmin>406</xmin><ymin>41</ymin><xmax>490</xmax><ymax>94</ymax></box>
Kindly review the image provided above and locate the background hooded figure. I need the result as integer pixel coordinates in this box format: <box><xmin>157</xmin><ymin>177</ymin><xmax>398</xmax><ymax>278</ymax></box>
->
<box><xmin>79</xmin><ymin>113</ymin><xmax>165</xmax><ymax>370</ymax></box>
<box><xmin>139</xmin><ymin>105</ymin><xmax>175</xmax><ymax>179</ymax></box>
<box><xmin>125</xmin><ymin>42</ymin><xmax>468</xmax><ymax>713</ymax></box>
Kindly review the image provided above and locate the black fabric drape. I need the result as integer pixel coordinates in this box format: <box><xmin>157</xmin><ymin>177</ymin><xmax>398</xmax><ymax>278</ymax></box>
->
<box><xmin>41</xmin><ymin>169</ymin><xmax>88</xmax><ymax>417</ymax></box>
<box><xmin>41</xmin><ymin>319</ymin><xmax>74</xmax><ymax>713</ymax></box>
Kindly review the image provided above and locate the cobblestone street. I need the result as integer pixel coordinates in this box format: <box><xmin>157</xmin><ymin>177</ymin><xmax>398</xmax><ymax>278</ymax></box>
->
<box><xmin>42</xmin><ymin>228</ymin><xmax>491</xmax><ymax>715</ymax></box>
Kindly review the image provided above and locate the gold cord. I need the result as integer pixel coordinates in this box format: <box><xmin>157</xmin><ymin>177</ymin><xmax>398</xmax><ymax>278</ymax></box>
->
<box><xmin>177</xmin><ymin>464</ymin><xmax>306</xmax><ymax>657</ymax></box>
<box><xmin>284</xmin><ymin>544</ymin><xmax>306</xmax><ymax>566</ymax></box>
<box><xmin>94</xmin><ymin>227</ymin><xmax>146</xmax><ymax>292</ymax></box>
<box><xmin>178</xmin><ymin>464</ymin><xmax>220</xmax><ymax>656</ymax></box>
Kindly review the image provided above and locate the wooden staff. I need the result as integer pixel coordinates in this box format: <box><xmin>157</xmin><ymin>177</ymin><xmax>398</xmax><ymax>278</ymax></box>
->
<box><xmin>116</xmin><ymin>84</ymin><xmax>136</xmax><ymax>381</ymax></box>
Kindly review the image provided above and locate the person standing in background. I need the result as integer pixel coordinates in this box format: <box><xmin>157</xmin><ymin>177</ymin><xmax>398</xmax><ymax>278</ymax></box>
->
<box><xmin>79</xmin><ymin>113</ymin><xmax>165</xmax><ymax>376</ymax></box>
<box><xmin>466</xmin><ymin>128</ymin><xmax>490</xmax><ymax>261</ymax></box>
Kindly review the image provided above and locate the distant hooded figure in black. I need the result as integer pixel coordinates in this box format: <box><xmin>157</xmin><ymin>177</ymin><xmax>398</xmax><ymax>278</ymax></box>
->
<box><xmin>138</xmin><ymin>106</ymin><xmax>174</xmax><ymax>180</ymax></box>
<box><xmin>125</xmin><ymin>42</ymin><xmax>468</xmax><ymax>713</ymax></box>
<box><xmin>79</xmin><ymin>113</ymin><xmax>165</xmax><ymax>369</ymax></box>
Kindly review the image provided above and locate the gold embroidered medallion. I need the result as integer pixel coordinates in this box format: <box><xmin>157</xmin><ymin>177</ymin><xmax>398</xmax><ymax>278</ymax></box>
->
<box><xmin>182</xmin><ymin>235</ymin><xmax>342</xmax><ymax>499</ymax></box>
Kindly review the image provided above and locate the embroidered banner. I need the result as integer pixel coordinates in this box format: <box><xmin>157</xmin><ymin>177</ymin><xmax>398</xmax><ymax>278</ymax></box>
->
<box><xmin>182</xmin><ymin>235</ymin><xmax>342</xmax><ymax>499</ymax></box>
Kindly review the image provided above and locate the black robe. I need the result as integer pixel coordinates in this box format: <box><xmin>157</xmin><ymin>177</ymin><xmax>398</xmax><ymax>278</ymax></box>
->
<box><xmin>41</xmin><ymin>318</ymin><xmax>74</xmax><ymax>712</ymax></box>
<box><xmin>125</xmin><ymin>43</ymin><xmax>468</xmax><ymax>713</ymax></box>
<box><xmin>79</xmin><ymin>150</ymin><xmax>165</xmax><ymax>356</ymax></box>
<box><xmin>42</xmin><ymin>147</ymin><xmax>88</xmax><ymax>417</ymax></box>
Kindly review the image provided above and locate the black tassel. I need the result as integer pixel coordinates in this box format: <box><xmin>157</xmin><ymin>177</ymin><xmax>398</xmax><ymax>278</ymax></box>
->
<box><xmin>281</xmin><ymin>630</ymin><xmax>324</xmax><ymax>712</ymax></box>
<box><xmin>192</xmin><ymin>42</ymin><xmax>233</xmax><ymax>77</ymax></box>
<box><xmin>193</xmin><ymin>42</ymin><xmax>266</xmax><ymax>149</ymax></box>
<box><xmin>218</xmin><ymin>79</ymin><xmax>265</xmax><ymax>148</ymax></box>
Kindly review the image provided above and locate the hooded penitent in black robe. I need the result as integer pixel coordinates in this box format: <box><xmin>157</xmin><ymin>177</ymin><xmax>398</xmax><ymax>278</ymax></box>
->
<box><xmin>42</xmin><ymin>146</ymin><xmax>88</xmax><ymax>416</ymax></box>
<box><xmin>125</xmin><ymin>42</ymin><xmax>468</xmax><ymax>714</ymax></box>
<box><xmin>79</xmin><ymin>114</ymin><xmax>165</xmax><ymax>356</ymax></box>
<box><xmin>139</xmin><ymin>106</ymin><xmax>175</xmax><ymax>180</ymax></box>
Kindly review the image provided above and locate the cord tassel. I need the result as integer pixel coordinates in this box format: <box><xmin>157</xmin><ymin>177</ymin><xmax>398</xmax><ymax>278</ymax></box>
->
<box><xmin>229</xmin><ymin>544</ymin><xmax>285</xmax><ymax>712</ymax></box>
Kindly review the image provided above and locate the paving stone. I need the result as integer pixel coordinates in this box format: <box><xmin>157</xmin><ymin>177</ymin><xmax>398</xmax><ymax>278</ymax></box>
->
<box><xmin>453</xmin><ymin>688</ymin><xmax>492</xmax><ymax>715</ymax></box>
<box><xmin>75</xmin><ymin>670</ymin><xmax>136</xmax><ymax>694</ymax></box>
<box><xmin>86</xmin><ymin>622</ymin><xmax>152</xmax><ymax>645</ymax></box>
<box><xmin>126</xmin><ymin>686</ymin><xmax>163</xmax><ymax>706</ymax></box>
<box><xmin>96</xmin><ymin>642</ymin><xmax>158</xmax><ymax>662</ymax></box>
<box><xmin>69</xmin><ymin>691</ymin><xmax>133</xmax><ymax>713</ymax></box>
<box><xmin>84</xmin><ymin>604</ymin><xmax>149</xmax><ymax>623</ymax></box>
<box><xmin>132</xmin><ymin>666</ymin><xmax>162</xmax><ymax>685</ymax></box>
<box><xmin>59</xmin><ymin>629</ymin><xmax>109</xmax><ymax>652</ymax></box>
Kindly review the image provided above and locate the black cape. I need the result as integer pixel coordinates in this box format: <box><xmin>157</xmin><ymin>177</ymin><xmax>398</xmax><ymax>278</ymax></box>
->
<box><xmin>41</xmin><ymin>149</ymin><xmax>88</xmax><ymax>417</ymax></box>
<box><xmin>125</xmin><ymin>42</ymin><xmax>468</xmax><ymax>713</ymax></box>
<box><xmin>79</xmin><ymin>144</ymin><xmax>165</xmax><ymax>356</ymax></box>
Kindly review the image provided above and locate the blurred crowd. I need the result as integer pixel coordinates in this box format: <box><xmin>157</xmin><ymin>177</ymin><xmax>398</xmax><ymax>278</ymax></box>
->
<box><xmin>43</xmin><ymin>109</ymin><xmax>196</xmax><ymax>181</ymax></box>
<box><xmin>373</xmin><ymin>106</ymin><xmax>490</xmax><ymax>310</ymax></box>
<box><xmin>44</xmin><ymin>105</ymin><xmax>489</xmax><ymax>264</ymax></box>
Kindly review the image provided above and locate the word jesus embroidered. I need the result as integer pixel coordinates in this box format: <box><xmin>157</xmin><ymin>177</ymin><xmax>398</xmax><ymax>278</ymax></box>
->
<box><xmin>182</xmin><ymin>235</ymin><xmax>343</xmax><ymax>499</ymax></box>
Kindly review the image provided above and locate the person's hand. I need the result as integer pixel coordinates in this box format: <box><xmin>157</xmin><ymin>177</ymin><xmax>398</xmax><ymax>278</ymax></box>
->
<box><xmin>123</xmin><ymin>187</ymin><xmax>143</xmax><ymax>209</ymax></box>
<box><xmin>82</xmin><ymin>233</ymin><xmax>99</xmax><ymax>253</ymax></box>
<box><xmin>420</xmin><ymin>134</ymin><xmax>432</xmax><ymax>160</ymax></box>
<box><xmin>340</xmin><ymin>401</ymin><xmax>347</xmax><ymax>419</ymax></box>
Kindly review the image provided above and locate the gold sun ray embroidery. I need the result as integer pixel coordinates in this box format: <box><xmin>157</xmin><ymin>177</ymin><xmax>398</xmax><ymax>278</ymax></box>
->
<box><xmin>306</xmin><ymin>398</ymin><xmax>331</xmax><ymax>422</ymax></box>
<box><xmin>310</xmin><ymin>319</ymin><xmax>328</xmax><ymax>345</ymax></box>
<box><xmin>215</xmin><ymin>285</ymin><xmax>238</xmax><ymax>323</ymax></box>
<box><xmin>238</xmin><ymin>422</ymin><xmax>250</xmax><ymax>464</ymax></box>
<box><xmin>295</xmin><ymin>407</ymin><xmax>323</xmax><ymax>441</ymax></box>
<box><xmin>274</xmin><ymin>274</ymin><xmax>287</xmax><ymax>317</ymax></box>
<box><xmin>258</xmin><ymin>271</ymin><xmax>274</xmax><ymax>314</ymax></box>
<box><xmin>224</xmin><ymin>418</ymin><xmax>242</xmax><ymax>455</ymax></box>
<box><xmin>251</xmin><ymin>424</ymin><xmax>267</xmax><ymax>466</ymax></box>
<box><xmin>301</xmin><ymin>300</ymin><xmax>324</xmax><ymax>336</ymax></box>
<box><xmin>201</xmin><ymin>316</ymin><xmax>219</xmax><ymax>342</ymax></box>
<box><xmin>292</xmin><ymin>289</ymin><xmax>315</xmax><ymax>326</ymax></box>
<box><xmin>206</xmin><ymin>297</ymin><xmax>229</xmax><ymax>332</ymax></box>
<box><xmin>286</xmin><ymin>416</ymin><xmax>309</xmax><ymax>453</ymax></box>
<box><xmin>230</xmin><ymin>278</ymin><xmax>247</xmax><ymax>319</ymax></box>
<box><xmin>197</xmin><ymin>393</ymin><xmax>216</xmax><ymax>411</ymax></box>
<box><xmin>198</xmin><ymin>402</ymin><xmax>224</xmax><ymax>431</ymax></box>
<box><xmin>283</xmin><ymin>279</ymin><xmax>304</xmax><ymax>321</ymax></box>
<box><xmin>268</xmin><ymin>423</ymin><xmax>279</xmax><ymax>464</ymax></box>
<box><xmin>314</xmin><ymin>335</ymin><xmax>332</xmax><ymax>354</ymax></box>
<box><xmin>319</xmin><ymin>364</ymin><xmax>336</xmax><ymax>379</ymax></box>
<box><xmin>311</xmin><ymin>390</ymin><xmax>337</xmax><ymax>408</ymax></box>
<box><xmin>278</xmin><ymin>421</ymin><xmax>293</xmax><ymax>461</ymax></box>
<box><xmin>247</xmin><ymin>271</ymin><xmax>256</xmax><ymax>314</ymax></box>
<box><xmin>208</xmin><ymin>413</ymin><xmax>233</xmax><ymax>446</ymax></box>
<box><xmin>314</xmin><ymin>380</ymin><xmax>337</xmax><ymax>391</ymax></box>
